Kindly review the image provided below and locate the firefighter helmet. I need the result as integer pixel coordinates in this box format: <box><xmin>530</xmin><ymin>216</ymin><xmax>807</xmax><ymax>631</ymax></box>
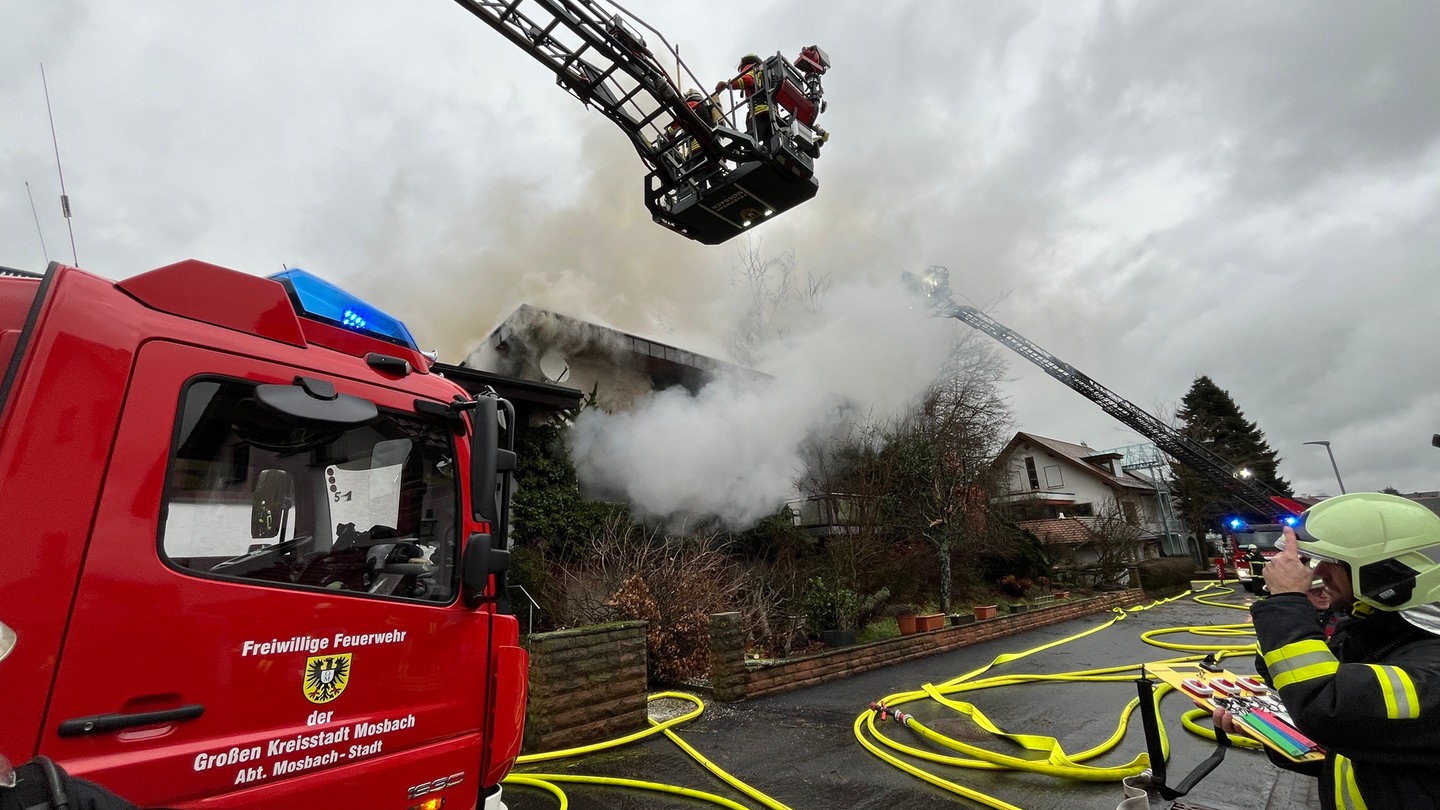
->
<box><xmin>1294</xmin><ymin>492</ymin><xmax>1440</xmax><ymax>611</ymax></box>
<box><xmin>737</xmin><ymin>53</ymin><xmax>761</xmax><ymax>70</ymax></box>
<box><xmin>684</xmin><ymin>88</ymin><xmax>703</xmax><ymax>102</ymax></box>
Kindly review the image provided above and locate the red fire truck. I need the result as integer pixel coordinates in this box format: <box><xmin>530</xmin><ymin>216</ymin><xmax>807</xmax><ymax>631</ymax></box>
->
<box><xmin>0</xmin><ymin>260</ymin><xmax>524</xmax><ymax>808</ymax></box>
<box><xmin>1225</xmin><ymin>519</ymin><xmax>1294</xmax><ymax>594</ymax></box>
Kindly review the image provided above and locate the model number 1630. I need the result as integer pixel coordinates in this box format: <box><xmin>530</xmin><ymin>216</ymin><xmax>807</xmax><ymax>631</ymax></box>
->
<box><xmin>407</xmin><ymin>772</ymin><xmax>464</xmax><ymax>799</ymax></box>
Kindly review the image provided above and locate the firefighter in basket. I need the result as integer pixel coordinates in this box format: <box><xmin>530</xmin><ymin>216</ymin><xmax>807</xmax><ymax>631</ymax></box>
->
<box><xmin>716</xmin><ymin>53</ymin><xmax>772</xmax><ymax>148</ymax></box>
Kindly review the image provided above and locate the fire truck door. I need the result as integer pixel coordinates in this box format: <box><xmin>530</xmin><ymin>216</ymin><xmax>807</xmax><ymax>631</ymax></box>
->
<box><xmin>40</xmin><ymin>342</ymin><xmax>491</xmax><ymax>807</ymax></box>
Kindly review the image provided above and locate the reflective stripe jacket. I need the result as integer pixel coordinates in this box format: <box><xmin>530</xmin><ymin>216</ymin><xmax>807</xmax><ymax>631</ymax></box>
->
<box><xmin>1254</xmin><ymin>593</ymin><xmax>1440</xmax><ymax>810</ymax></box>
<box><xmin>726</xmin><ymin>66</ymin><xmax>769</xmax><ymax>116</ymax></box>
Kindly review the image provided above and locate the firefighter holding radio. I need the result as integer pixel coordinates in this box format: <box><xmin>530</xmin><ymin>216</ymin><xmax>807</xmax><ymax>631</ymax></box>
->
<box><xmin>1214</xmin><ymin>493</ymin><xmax>1440</xmax><ymax>810</ymax></box>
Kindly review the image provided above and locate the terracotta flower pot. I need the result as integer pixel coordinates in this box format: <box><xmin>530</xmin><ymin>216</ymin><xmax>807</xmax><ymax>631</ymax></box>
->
<box><xmin>1054</xmin><ymin>590</ymin><xmax>1070</xmax><ymax>600</ymax></box>
<box><xmin>973</xmin><ymin>605</ymin><xmax>998</xmax><ymax>620</ymax></box>
<box><xmin>897</xmin><ymin>614</ymin><xmax>918</xmax><ymax>635</ymax></box>
<box><xmin>917</xmin><ymin>613</ymin><xmax>945</xmax><ymax>632</ymax></box>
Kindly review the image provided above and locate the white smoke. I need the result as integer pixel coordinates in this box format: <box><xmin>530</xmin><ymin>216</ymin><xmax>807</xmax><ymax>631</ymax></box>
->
<box><xmin>569</xmin><ymin>275</ymin><xmax>956</xmax><ymax>529</ymax></box>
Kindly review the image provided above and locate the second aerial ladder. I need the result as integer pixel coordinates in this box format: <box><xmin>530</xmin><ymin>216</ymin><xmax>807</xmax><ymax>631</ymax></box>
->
<box><xmin>906</xmin><ymin>266</ymin><xmax>1305</xmax><ymax>520</ymax></box>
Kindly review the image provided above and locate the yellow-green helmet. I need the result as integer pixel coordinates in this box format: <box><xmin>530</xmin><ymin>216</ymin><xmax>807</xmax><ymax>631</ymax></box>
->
<box><xmin>1294</xmin><ymin>492</ymin><xmax>1440</xmax><ymax>610</ymax></box>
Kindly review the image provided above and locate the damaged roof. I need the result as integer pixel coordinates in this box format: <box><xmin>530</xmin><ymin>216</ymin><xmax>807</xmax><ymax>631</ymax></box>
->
<box><xmin>466</xmin><ymin>303</ymin><xmax>757</xmax><ymax>394</ymax></box>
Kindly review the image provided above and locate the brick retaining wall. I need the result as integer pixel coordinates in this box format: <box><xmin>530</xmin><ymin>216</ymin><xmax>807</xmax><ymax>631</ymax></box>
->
<box><xmin>520</xmin><ymin>591</ymin><xmax>1148</xmax><ymax>751</ymax></box>
<box><xmin>712</xmin><ymin>590</ymin><xmax>1147</xmax><ymax>702</ymax></box>
<box><xmin>524</xmin><ymin>620</ymin><xmax>648</xmax><ymax>752</ymax></box>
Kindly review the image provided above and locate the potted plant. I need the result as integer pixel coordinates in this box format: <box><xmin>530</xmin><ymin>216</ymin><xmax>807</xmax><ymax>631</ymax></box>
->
<box><xmin>803</xmin><ymin>578</ymin><xmax>862</xmax><ymax>647</ymax></box>
<box><xmin>893</xmin><ymin>603</ymin><xmax>920</xmax><ymax>635</ymax></box>
<box><xmin>973</xmin><ymin>604</ymin><xmax>998</xmax><ymax>620</ymax></box>
<box><xmin>1006</xmin><ymin>601</ymin><xmax>1028</xmax><ymax>614</ymax></box>
<box><xmin>917</xmin><ymin>612</ymin><xmax>945</xmax><ymax>632</ymax></box>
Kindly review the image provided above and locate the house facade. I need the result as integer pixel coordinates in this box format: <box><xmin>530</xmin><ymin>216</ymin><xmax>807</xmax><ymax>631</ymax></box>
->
<box><xmin>994</xmin><ymin>433</ymin><xmax>1195</xmax><ymax>585</ymax></box>
<box><xmin>464</xmin><ymin>303</ymin><xmax>756</xmax><ymax>413</ymax></box>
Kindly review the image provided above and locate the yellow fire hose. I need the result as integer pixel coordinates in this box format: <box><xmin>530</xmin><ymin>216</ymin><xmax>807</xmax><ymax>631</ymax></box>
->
<box><xmin>506</xmin><ymin>583</ymin><xmax>1265</xmax><ymax>809</ymax></box>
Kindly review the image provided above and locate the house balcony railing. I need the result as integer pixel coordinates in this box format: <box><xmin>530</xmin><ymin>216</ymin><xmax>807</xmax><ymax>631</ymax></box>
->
<box><xmin>993</xmin><ymin>488</ymin><xmax>1077</xmax><ymax>505</ymax></box>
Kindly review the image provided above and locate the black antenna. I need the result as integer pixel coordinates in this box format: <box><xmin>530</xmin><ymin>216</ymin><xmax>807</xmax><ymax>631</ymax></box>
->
<box><xmin>25</xmin><ymin>181</ymin><xmax>50</xmax><ymax>264</ymax></box>
<box><xmin>40</xmin><ymin>63</ymin><xmax>78</xmax><ymax>266</ymax></box>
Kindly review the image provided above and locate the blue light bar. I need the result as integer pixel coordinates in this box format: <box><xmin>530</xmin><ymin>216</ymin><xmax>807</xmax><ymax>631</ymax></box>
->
<box><xmin>1227</xmin><ymin>517</ymin><xmax>1246</xmax><ymax>530</ymax></box>
<box><xmin>270</xmin><ymin>268</ymin><xmax>418</xmax><ymax>350</ymax></box>
<box><xmin>1283</xmin><ymin>515</ymin><xmax>1299</xmax><ymax>526</ymax></box>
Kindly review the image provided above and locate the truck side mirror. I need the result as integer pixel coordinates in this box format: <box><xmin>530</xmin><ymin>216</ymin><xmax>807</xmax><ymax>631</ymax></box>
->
<box><xmin>469</xmin><ymin>395</ymin><xmax>516</xmax><ymax>530</ymax></box>
<box><xmin>252</xmin><ymin>469</ymin><xmax>293</xmax><ymax>539</ymax></box>
<box><xmin>462</xmin><ymin>533</ymin><xmax>511</xmax><ymax>609</ymax></box>
<box><xmin>471</xmin><ymin>397</ymin><xmax>500</xmax><ymax>522</ymax></box>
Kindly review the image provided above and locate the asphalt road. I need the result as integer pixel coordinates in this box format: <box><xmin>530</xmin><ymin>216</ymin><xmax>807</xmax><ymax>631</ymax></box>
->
<box><xmin>504</xmin><ymin>590</ymin><xmax>1306</xmax><ymax>810</ymax></box>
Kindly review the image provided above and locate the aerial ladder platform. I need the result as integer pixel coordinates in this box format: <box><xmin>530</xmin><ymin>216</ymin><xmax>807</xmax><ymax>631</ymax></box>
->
<box><xmin>449</xmin><ymin>0</ymin><xmax>830</xmax><ymax>244</ymax></box>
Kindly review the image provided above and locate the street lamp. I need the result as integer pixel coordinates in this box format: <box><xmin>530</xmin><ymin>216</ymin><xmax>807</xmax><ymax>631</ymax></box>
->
<box><xmin>1304</xmin><ymin>440</ymin><xmax>1347</xmax><ymax>494</ymax></box>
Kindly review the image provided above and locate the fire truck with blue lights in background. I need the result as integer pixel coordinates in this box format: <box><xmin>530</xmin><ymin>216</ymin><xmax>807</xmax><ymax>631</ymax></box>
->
<box><xmin>1</xmin><ymin>259</ymin><xmax>523</xmax><ymax>808</ymax></box>
<box><xmin>1226</xmin><ymin>515</ymin><xmax>1301</xmax><ymax>594</ymax></box>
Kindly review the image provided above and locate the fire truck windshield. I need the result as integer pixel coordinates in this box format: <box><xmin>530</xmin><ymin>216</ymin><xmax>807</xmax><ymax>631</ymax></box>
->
<box><xmin>1240</xmin><ymin>529</ymin><xmax>1285</xmax><ymax>552</ymax></box>
<box><xmin>159</xmin><ymin>377</ymin><xmax>459</xmax><ymax>602</ymax></box>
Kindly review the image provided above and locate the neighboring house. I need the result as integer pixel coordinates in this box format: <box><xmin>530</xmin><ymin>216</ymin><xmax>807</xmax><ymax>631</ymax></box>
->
<box><xmin>1400</xmin><ymin>490</ymin><xmax>1440</xmax><ymax>517</ymax></box>
<box><xmin>994</xmin><ymin>433</ymin><xmax>1195</xmax><ymax>582</ymax></box>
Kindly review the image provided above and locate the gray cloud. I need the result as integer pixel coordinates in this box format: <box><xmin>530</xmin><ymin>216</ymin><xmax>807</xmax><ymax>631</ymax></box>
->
<box><xmin>4</xmin><ymin>0</ymin><xmax>1436</xmax><ymax>501</ymax></box>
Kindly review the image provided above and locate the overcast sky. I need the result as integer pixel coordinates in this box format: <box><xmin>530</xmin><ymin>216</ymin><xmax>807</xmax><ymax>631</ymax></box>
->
<box><xmin>5</xmin><ymin>1</ymin><xmax>1438</xmax><ymax>500</ymax></box>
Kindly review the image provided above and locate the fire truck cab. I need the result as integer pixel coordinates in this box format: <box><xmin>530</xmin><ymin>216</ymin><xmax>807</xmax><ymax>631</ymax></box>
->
<box><xmin>0</xmin><ymin>260</ymin><xmax>524</xmax><ymax>808</ymax></box>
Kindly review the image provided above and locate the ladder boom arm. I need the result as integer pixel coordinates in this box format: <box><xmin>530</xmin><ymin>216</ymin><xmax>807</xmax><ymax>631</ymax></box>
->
<box><xmin>945</xmin><ymin>302</ymin><xmax>1292</xmax><ymax>518</ymax></box>
<box><xmin>449</xmin><ymin>0</ymin><xmax>739</xmax><ymax>168</ymax></box>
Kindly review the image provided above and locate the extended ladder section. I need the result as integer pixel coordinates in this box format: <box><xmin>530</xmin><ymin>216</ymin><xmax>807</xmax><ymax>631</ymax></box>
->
<box><xmin>946</xmin><ymin>303</ymin><xmax>1290</xmax><ymax>518</ymax></box>
<box><xmin>448</xmin><ymin>0</ymin><xmax>829</xmax><ymax>243</ymax></box>
<box><xmin>905</xmin><ymin>268</ymin><xmax>1294</xmax><ymax>518</ymax></box>
<box><xmin>450</xmin><ymin>0</ymin><xmax>712</xmax><ymax>165</ymax></box>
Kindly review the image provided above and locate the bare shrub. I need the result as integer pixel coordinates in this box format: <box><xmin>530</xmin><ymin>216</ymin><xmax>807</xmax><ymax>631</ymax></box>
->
<box><xmin>732</xmin><ymin>557</ymin><xmax>811</xmax><ymax>658</ymax></box>
<box><xmin>559</xmin><ymin>513</ymin><xmax>743</xmax><ymax>685</ymax></box>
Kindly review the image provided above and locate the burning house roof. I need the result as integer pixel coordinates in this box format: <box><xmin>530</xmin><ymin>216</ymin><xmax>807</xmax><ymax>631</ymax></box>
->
<box><xmin>463</xmin><ymin>304</ymin><xmax>760</xmax><ymax>411</ymax></box>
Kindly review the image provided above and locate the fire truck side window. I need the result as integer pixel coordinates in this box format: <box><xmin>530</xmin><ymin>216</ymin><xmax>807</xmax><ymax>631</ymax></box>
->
<box><xmin>159</xmin><ymin>378</ymin><xmax>459</xmax><ymax>603</ymax></box>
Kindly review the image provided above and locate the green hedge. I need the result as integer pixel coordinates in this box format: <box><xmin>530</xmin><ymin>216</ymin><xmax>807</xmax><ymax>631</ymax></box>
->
<box><xmin>1136</xmin><ymin>557</ymin><xmax>1199</xmax><ymax>595</ymax></box>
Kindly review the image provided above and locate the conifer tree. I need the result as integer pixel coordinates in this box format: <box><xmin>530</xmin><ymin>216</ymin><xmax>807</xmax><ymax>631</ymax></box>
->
<box><xmin>1170</xmin><ymin>375</ymin><xmax>1293</xmax><ymax>532</ymax></box>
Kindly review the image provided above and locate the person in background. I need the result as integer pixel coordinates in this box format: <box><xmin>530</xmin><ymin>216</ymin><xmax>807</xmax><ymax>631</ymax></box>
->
<box><xmin>1215</xmin><ymin>492</ymin><xmax>1440</xmax><ymax>810</ymax></box>
<box><xmin>1245</xmin><ymin>543</ymin><xmax>1269</xmax><ymax>592</ymax></box>
<box><xmin>1306</xmin><ymin>576</ymin><xmax>1341</xmax><ymax>638</ymax></box>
